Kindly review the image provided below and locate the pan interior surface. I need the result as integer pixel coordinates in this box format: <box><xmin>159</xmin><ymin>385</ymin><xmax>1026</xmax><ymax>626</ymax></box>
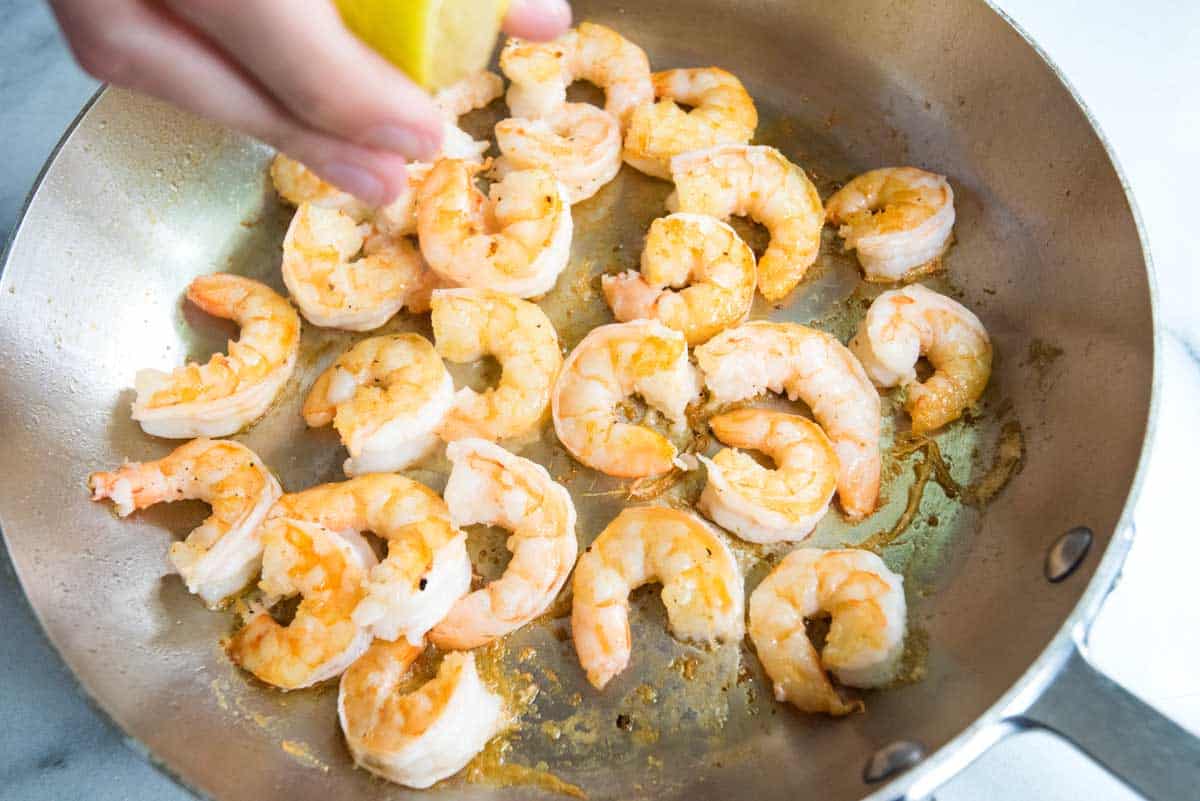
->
<box><xmin>0</xmin><ymin>1</ymin><xmax>1152</xmax><ymax>800</ymax></box>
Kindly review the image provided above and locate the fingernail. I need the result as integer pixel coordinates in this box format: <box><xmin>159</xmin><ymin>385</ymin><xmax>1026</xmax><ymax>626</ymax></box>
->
<box><xmin>318</xmin><ymin>162</ymin><xmax>385</xmax><ymax>205</ymax></box>
<box><xmin>513</xmin><ymin>0</ymin><xmax>573</xmax><ymax>33</ymax></box>
<box><xmin>362</xmin><ymin>125</ymin><xmax>441</xmax><ymax>160</ymax></box>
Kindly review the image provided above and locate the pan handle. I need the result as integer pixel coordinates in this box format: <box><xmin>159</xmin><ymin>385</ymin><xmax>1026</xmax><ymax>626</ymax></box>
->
<box><xmin>1009</xmin><ymin>626</ymin><xmax>1200</xmax><ymax>799</ymax></box>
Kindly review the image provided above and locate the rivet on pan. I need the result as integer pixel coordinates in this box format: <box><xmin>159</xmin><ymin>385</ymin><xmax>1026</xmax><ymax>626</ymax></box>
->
<box><xmin>863</xmin><ymin>740</ymin><xmax>926</xmax><ymax>784</ymax></box>
<box><xmin>1045</xmin><ymin>526</ymin><xmax>1093</xmax><ymax>582</ymax></box>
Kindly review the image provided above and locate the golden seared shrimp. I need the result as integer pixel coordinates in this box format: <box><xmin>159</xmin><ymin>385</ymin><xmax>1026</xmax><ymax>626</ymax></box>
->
<box><xmin>416</xmin><ymin>159</ymin><xmax>573</xmax><ymax>298</ymax></box>
<box><xmin>228</xmin><ymin>518</ymin><xmax>376</xmax><ymax>690</ymax></box>
<box><xmin>430</xmin><ymin>289</ymin><xmax>562</xmax><ymax>442</ymax></box>
<box><xmin>501</xmin><ymin>22</ymin><xmax>653</xmax><ymax>128</ymax></box>
<box><xmin>749</xmin><ymin>548</ymin><xmax>906</xmax><ymax>715</ymax></box>
<box><xmin>269</xmin><ymin>475</ymin><xmax>470</xmax><ymax>646</ymax></box>
<box><xmin>850</xmin><ymin>284</ymin><xmax>992</xmax><ymax>433</ymax></box>
<box><xmin>624</xmin><ymin>68</ymin><xmax>758</xmax><ymax>179</ymax></box>
<box><xmin>826</xmin><ymin>167</ymin><xmax>955</xmax><ymax>282</ymax></box>
<box><xmin>88</xmin><ymin>439</ymin><xmax>281</xmax><ymax>608</ymax></box>
<box><xmin>669</xmin><ymin>145</ymin><xmax>824</xmax><ymax>301</ymax></box>
<box><xmin>303</xmin><ymin>334</ymin><xmax>454</xmax><ymax>475</ymax></box>
<box><xmin>339</xmin><ymin>642</ymin><xmax>503</xmax><ymax>788</ymax></box>
<box><xmin>602</xmin><ymin>213</ymin><xmax>756</xmax><ymax>345</ymax></box>
<box><xmin>132</xmin><ymin>274</ymin><xmax>300</xmax><ymax>439</ymax></box>
<box><xmin>695</xmin><ymin>322</ymin><xmax>881</xmax><ymax>519</ymax></box>
<box><xmin>552</xmin><ymin>320</ymin><xmax>701</xmax><ymax>478</ymax></box>
<box><xmin>494</xmin><ymin>103</ymin><xmax>622</xmax><ymax>204</ymax></box>
<box><xmin>698</xmin><ymin>409</ymin><xmax>839</xmax><ymax>543</ymax></box>
<box><xmin>282</xmin><ymin>203</ymin><xmax>426</xmax><ymax>331</ymax></box>
<box><xmin>430</xmin><ymin>439</ymin><xmax>577</xmax><ymax>650</ymax></box>
<box><xmin>572</xmin><ymin>507</ymin><xmax>743</xmax><ymax>690</ymax></box>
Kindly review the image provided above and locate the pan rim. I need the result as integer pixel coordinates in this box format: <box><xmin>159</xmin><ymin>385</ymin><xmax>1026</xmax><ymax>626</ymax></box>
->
<box><xmin>0</xmin><ymin>1</ymin><xmax>1163</xmax><ymax>792</ymax></box>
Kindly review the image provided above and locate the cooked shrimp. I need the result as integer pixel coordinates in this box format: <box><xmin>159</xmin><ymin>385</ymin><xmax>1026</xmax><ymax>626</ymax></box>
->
<box><xmin>825</xmin><ymin>167</ymin><xmax>955</xmax><ymax>282</ymax></box>
<box><xmin>494</xmin><ymin>102</ymin><xmax>622</xmax><ymax>204</ymax></box>
<box><xmin>552</xmin><ymin>320</ymin><xmax>701</xmax><ymax>478</ymax></box>
<box><xmin>132</xmin><ymin>274</ymin><xmax>300</xmax><ymax>439</ymax></box>
<box><xmin>850</xmin><ymin>284</ymin><xmax>991</xmax><ymax>433</ymax></box>
<box><xmin>698</xmin><ymin>409</ymin><xmax>839</xmax><ymax>543</ymax></box>
<box><xmin>430</xmin><ymin>439</ymin><xmax>577</xmax><ymax>650</ymax></box>
<box><xmin>282</xmin><ymin>203</ymin><xmax>426</xmax><ymax>331</ymax></box>
<box><xmin>602</xmin><ymin>213</ymin><xmax>756</xmax><ymax>345</ymax></box>
<box><xmin>669</xmin><ymin>145</ymin><xmax>824</xmax><ymax>301</ymax></box>
<box><xmin>501</xmin><ymin>22</ymin><xmax>653</xmax><ymax>128</ymax></box>
<box><xmin>430</xmin><ymin>289</ymin><xmax>562</xmax><ymax>442</ymax></box>
<box><xmin>748</xmin><ymin>548</ymin><xmax>906</xmax><ymax>715</ymax></box>
<box><xmin>695</xmin><ymin>322</ymin><xmax>881</xmax><ymax>519</ymax></box>
<box><xmin>227</xmin><ymin>518</ymin><xmax>376</xmax><ymax>689</ymax></box>
<box><xmin>416</xmin><ymin>159</ymin><xmax>573</xmax><ymax>298</ymax></box>
<box><xmin>88</xmin><ymin>438</ymin><xmax>281</xmax><ymax>608</ymax></box>
<box><xmin>271</xmin><ymin>70</ymin><xmax>503</xmax><ymax>234</ymax></box>
<box><xmin>572</xmin><ymin>507</ymin><xmax>743</xmax><ymax>689</ymax></box>
<box><xmin>624</xmin><ymin>68</ymin><xmax>758</xmax><ymax>179</ymax></box>
<box><xmin>303</xmin><ymin>334</ymin><xmax>454</xmax><ymax>475</ymax></box>
<box><xmin>339</xmin><ymin>642</ymin><xmax>503</xmax><ymax>788</ymax></box>
<box><xmin>269</xmin><ymin>475</ymin><xmax>470</xmax><ymax>646</ymax></box>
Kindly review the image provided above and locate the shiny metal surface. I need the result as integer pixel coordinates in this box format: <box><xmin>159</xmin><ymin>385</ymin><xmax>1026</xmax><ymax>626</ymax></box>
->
<box><xmin>0</xmin><ymin>1</ymin><xmax>1166</xmax><ymax>799</ymax></box>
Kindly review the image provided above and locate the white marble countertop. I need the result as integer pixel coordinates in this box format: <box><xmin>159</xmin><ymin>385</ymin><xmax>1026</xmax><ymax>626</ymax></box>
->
<box><xmin>1</xmin><ymin>2</ymin><xmax>1196</xmax><ymax>799</ymax></box>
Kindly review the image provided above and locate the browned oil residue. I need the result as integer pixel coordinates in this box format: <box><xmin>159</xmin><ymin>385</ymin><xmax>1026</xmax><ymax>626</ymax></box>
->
<box><xmin>668</xmin><ymin>654</ymin><xmax>700</xmax><ymax>681</ymax></box>
<box><xmin>862</xmin><ymin>420</ymin><xmax>1024</xmax><ymax>551</ymax></box>
<box><xmin>1025</xmin><ymin>338</ymin><xmax>1064</xmax><ymax>390</ymax></box>
<box><xmin>466</xmin><ymin>738</ymin><xmax>588</xmax><ymax>799</ymax></box>
<box><xmin>280</xmin><ymin>740</ymin><xmax>329</xmax><ymax>772</ymax></box>
<box><xmin>858</xmin><ymin>435</ymin><xmax>945</xmax><ymax>552</ymax></box>
<box><xmin>964</xmin><ymin>420</ymin><xmax>1024</xmax><ymax>505</ymax></box>
<box><xmin>887</xmin><ymin>627</ymin><xmax>929</xmax><ymax>688</ymax></box>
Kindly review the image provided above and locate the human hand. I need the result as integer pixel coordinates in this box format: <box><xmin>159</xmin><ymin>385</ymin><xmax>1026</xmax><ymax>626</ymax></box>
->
<box><xmin>48</xmin><ymin>0</ymin><xmax>572</xmax><ymax>206</ymax></box>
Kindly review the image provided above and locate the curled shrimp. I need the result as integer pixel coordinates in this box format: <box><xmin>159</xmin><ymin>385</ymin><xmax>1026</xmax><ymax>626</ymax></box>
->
<box><xmin>850</xmin><ymin>284</ymin><xmax>992</xmax><ymax>432</ymax></box>
<box><xmin>416</xmin><ymin>159</ymin><xmax>573</xmax><ymax>298</ymax></box>
<box><xmin>494</xmin><ymin>102</ymin><xmax>622</xmax><ymax>204</ymax></box>
<box><xmin>132</xmin><ymin>274</ymin><xmax>300</xmax><ymax>439</ymax></box>
<box><xmin>227</xmin><ymin>518</ymin><xmax>376</xmax><ymax>689</ymax></box>
<box><xmin>825</xmin><ymin>167</ymin><xmax>955</xmax><ymax>283</ymax></box>
<box><xmin>303</xmin><ymin>334</ymin><xmax>454</xmax><ymax>475</ymax></box>
<box><xmin>571</xmin><ymin>507</ymin><xmax>744</xmax><ymax>689</ymax></box>
<box><xmin>501</xmin><ymin>22</ymin><xmax>653</xmax><ymax>129</ymax></box>
<box><xmin>624</xmin><ymin>68</ymin><xmax>758</xmax><ymax>179</ymax></box>
<box><xmin>431</xmin><ymin>288</ymin><xmax>562</xmax><ymax>442</ymax></box>
<box><xmin>695</xmin><ymin>321</ymin><xmax>881</xmax><ymax>519</ymax></box>
<box><xmin>269</xmin><ymin>475</ymin><xmax>470</xmax><ymax>646</ymax></box>
<box><xmin>271</xmin><ymin>70</ymin><xmax>503</xmax><ymax>233</ymax></box>
<box><xmin>602</xmin><ymin>212</ymin><xmax>756</xmax><ymax>345</ymax></box>
<box><xmin>430</xmin><ymin>439</ymin><xmax>577</xmax><ymax>650</ymax></box>
<box><xmin>698</xmin><ymin>409</ymin><xmax>839</xmax><ymax>543</ymax></box>
<box><xmin>282</xmin><ymin>203</ymin><xmax>426</xmax><ymax>331</ymax></box>
<box><xmin>339</xmin><ymin>641</ymin><xmax>504</xmax><ymax>788</ymax></box>
<box><xmin>88</xmin><ymin>438</ymin><xmax>281</xmax><ymax>608</ymax></box>
<box><xmin>749</xmin><ymin>548</ymin><xmax>906</xmax><ymax>715</ymax></box>
<box><xmin>552</xmin><ymin>320</ymin><xmax>701</xmax><ymax>478</ymax></box>
<box><xmin>669</xmin><ymin>145</ymin><xmax>824</xmax><ymax>301</ymax></box>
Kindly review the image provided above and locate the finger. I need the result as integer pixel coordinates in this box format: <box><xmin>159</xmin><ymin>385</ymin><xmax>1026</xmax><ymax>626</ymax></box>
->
<box><xmin>51</xmin><ymin>0</ymin><xmax>407</xmax><ymax>205</ymax></box>
<box><xmin>502</xmin><ymin>0</ymin><xmax>573</xmax><ymax>40</ymax></box>
<box><xmin>164</xmin><ymin>0</ymin><xmax>443</xmax><ymax>160</ymax></box>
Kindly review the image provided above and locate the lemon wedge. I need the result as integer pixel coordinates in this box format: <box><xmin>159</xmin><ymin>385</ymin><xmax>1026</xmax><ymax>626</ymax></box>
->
<box><xmin>335</xmin><ymin>0</ymin><xmax>510</xmax><ymax>90</ymax></box>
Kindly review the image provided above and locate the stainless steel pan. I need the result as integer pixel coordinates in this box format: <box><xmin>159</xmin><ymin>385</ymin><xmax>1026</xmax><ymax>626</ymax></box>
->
<box><xmin>1</xmin><ymin>1</ymin><xmax>1197</xmax><ymax>799</ymax></box>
